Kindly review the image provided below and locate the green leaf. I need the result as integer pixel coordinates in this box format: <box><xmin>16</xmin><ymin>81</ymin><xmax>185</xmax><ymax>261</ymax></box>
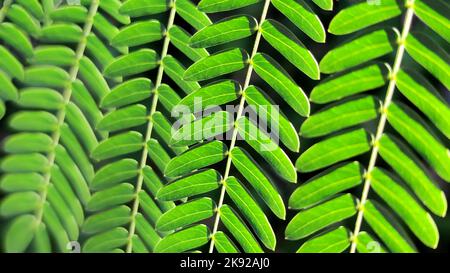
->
<box><xmin>165</xmin><ymin>141</ymin><xmax>227</xmax><ymax>178</ymax></box>
<box><xmin>156</xmin><ymin>198</ymin><xmax>215</xmax><ymax>232</ymax></box>
<box><xmin>405</xmin><ymin>33</ymin><xmax>450</xmax><ymax>90</ymax></box>
<box><xmin>320</xmin><ymin>29</ymin><xmax>395</xmax><ymax>74</ymax></box>
<box><xmin>87</xmin><ymin>183</ymin><xmax>135</xmax><ymax>212</ymax></box>
<box><xmin>30</xmin><ymin>46</ymin><xmax>76</xmax><ymax>67</ymax></box>
<box><xmin>363</xmin><ymin>200</ymin><xmax>416</xmax><ymax>253</ymax></box>
<box><xmin>261</xmin><ymin>19</ymin><xmax>319</xmax><ymax>80</ymax></box>
<box><xmin>17</xmin><ymin>0</ymin><xmax>44</xmax><ymax>20</ymax></box>
<box><xmin>157</xmin><ymin>169</ymin><xmax>222</xmax><ymax>201</ymax></box>
<box><xmin>40</xmin><ymin>23</ymin><xmax>83</xmax><ymax>43</ymax></box>
<box><xmin>0</xmin><ymin>192</ymin><xmax>41</xmax><ymax>217</ymax></box>
<box><xmin>162</xmin><ymin>55</ymin><xmax>201</xmax><ymax>94</ymax></box>
<box><xmin>50</xmin><ymin>5</ymin><xmax>87</xmax><ymax>23</ymax></box>
<box><xmin>92</xmin><ymin>132</ymin><xmax>143</xmax><ymax>161</ymax></box>
<box><xmin>176</xmin><ymin>0</ymin><xmax>212</xmax><ymax>31</ymax></box>
<box><xmin>252</xmin><ymin>53</ymin><xmax>309</xmax><ymax>116</ymax></box>
<box><xmin>190</xmin><ymin>15</ymin><xmax>257</xmax><ymax>48</ymax></box>
<box><xmin>46</xmin><ymin>185</ymin><xmax>79</xmax><ymax>241</ymax></box>
<box><xmin>147</xmin><ymin>138</ymin><xmax>171</xmax><ymax>173</ymax></box>
<box><xmin>272</xmin><ymin>0</ymin><xmax>325</xmax><ymax>43</ymax></box>
<box><xmin>356</xmin><ymin>232</ymin><xmax>387</xmax><ymax>253</ymax></box>
<box><xmin>219</xmin><ymin>204</ymin><xmax>263</xmax><ymax>253</ymax></box>
<box><xmin>24</xmin><ymin>66</ymin><xmax>70</xmax><ymax>89</ymax></box>
<box><xmin>312</xmin><ymin>0</ymin><xmax>333</xmax><ymax>11</ymax></box>
<box><xmin>225</xmin><ymin>177</ymin><xmax>276</xmax><ymax>250</ymax></box>
<box><xmin>4</xmin><ymin>133</ymin><xmax>53</xmax><ymax>153</ymax></box>
<box><xmin>101</xmin><ymin>78</ymin><xmax>153</xmax><ymax>109</ymax></box>
<box><xmin>97</xmin><ymin>104</ymin><xmax>147</xmax><ymax>132</ymax></box>
<box><xmin>178</xmin><ymin>80</ymin><xmax>241</xmax><ymax>112</ymax></box>
<box><xmin>10</xmin><ymin>111</ymin><xmax>58</xmax><ymax>132</ymax></box>
<box><xmin>152</xmin><ymin>112</ymin><xmax>187</xmax><ymax>155</ymax></box>
<box><xmin>137</xmin><ymin>190</ymin><xmax>164</xmax><ymax>225</ymax></box>
<box><xmin>328</xmin><ymin>0</ymin><xmax>402</xmax><ymax>35</ymax></box>
<box><xmin>296</xmin><ymin>129</ymin><xmax>372</xmax><ymax>172</ymax></box>
<box><xmin>154</xmin><ymin>224</ymin><xmax>210</xmax><ymax>253</ymax></box>
<box><xmin>387</xmin><ymin>102</ymin><xmax>450</xmax><ymax>182</ymax></box>
<box><xmin>71</xmin><ymin>80</ymin><xmax>102</xmax><ymax>127</ymax></box>
<box><xmin>158</xmin><ymin>84</ymin><xmax>182</xmax><ymax>113</ymax></box>
<box><xmin>65</xmin><ymin>103</ymin><xmax>99</xmax><ymax>152</ymax></box>
<box><xmin>231</xmin><ymin>147</ymin><xmax>285</xmax><ymax>219</ymax></box>
<box><xmin>7</xmin><ymin>4</ymin><xmax>42</xmax><ymax>36</ymax></box>
<box><xmin>396</xmin><ymin>70</ymin><xmax>450</xmax><ymax>138</ymax></box>
<box><xmin>99</xmin><ymin>0</ymin><xmax>131</xmax><ymax>24</ymax></box>
<box><xmin>0</xmin><ymin>45</ymin><xmax>24</xmax><ymax>80</ymax></box>
<box><xmin>17</xmin><ymin>88</ymin><xmax>64</xmax><ymax>110</ymax></box>
<box><xmin>78</xmin><ymin>57</ymin><xmax>110</xmax><ymax>99</ymax></box>
<box><xmin>370</xmin><ymin>168</ymin><xmax>439</xmax><ymax>248</ymax></box>
<box><xmin>82</xmin><ymin>206</ymin><xmax>131</xmax><ymax>234</ymax></box>
<box><xmin>135</xmin><ymin>213</ymin><xmax>160</xmax><ymax>251</ymax></box>
<box><xmin>112</xmin><ymin>20</ymin><xmax>164</xmax><ymax>47</ymax></box>
<box><xmin>237</xmin><ymin>116</ymin><xmax>297</xmax><ymax>183</ymax></box>
<box><xmin>0</xmin><ymin>71</ymin><xmax>18</xmax><ymax>101</ymax></box>
<box><xmin>83</xmin><ymin>227</ymin><xmax>128</xmax><ymax>253</ymax></box>
<box><xmin>104</xmin><ymin>49</ymin><xmax>159</xmax><ymax>78</ymax></box>
<box><xmin>170</xmin><ymin>111</ymin><xmax>233</xmax><ymax>147</ymax></box>
<box><xmin>4</xmin><ymin>215</ymin><xmax>38</xmax><ymax>253</ymax></box>
<box><xmin>301</xmin><ymin>96</ymin><xmax>379</xmax><ymax>138</ymax></box>
<box><xmin>91</xmin><ymin>159</ymin><xmax>139</xmax><ymax>191</ymax></box>
<box><xmin>32</xmin><ymin>223</ymin><xmax>51</xmax><ymax>252</ymax></box>
<box><xmin>0</xmin><ymin>173</ymin><xmax>45</xmax><ymax>193</ymax></box>
<box><xmin>214</xmin><ymin>231</ymin><xmax>239</xmax><ymax>253</ymax></box>
<box><xmin>310</xmin><ymin>64</ymin><xmax>388</xmax><ymax>104</ymax></box>
<box><xmin>415</xmin><ymin>0</ymin><xmax>450</xmax><ymax>43</ymax></box>
<box><xmin>120</xmin><ymin>0</ymin><xmax>170</xmax><ymax>17</ymax></box>
<box><xmin>244</xmin><ymin>86</ymin><xmax>299</xmax><ymax>152</ymax></box>
<box><xmin>169</xmin><ymin>25</ymin><xmax>209</xmax><ymax>62</ymax></box>
<box><xmin>378</xmin><ymin>134</ymin><xmax>447</xmax><ymax>217</ymax></box>
<box><xmin>0</xmin><ymin>23</ymin><xmax>34</xmax><ymax>58</ymax></box>
<box><xmin>285</xmin><ymin>194</ymin><xmax>357</xmax><ymax>240</ymax></box>
<box><xmin>184</xmin><ymin>48</ymin><xmax>249</xmax><ymax>81</ymax></box>
<box><xmin>289</xmin><ymin>162</ymin><xmax>364</xmax><ymax>209</ymax></box>
<box><xmin>69</xmin><ymin>81</ymin><xmax>103</xmax><ymax>128</ymax></box>
<box><xmin>297</xmin><ymin>227</ymin><xmax>350</xmax><ymax>253</ymax></box>
<box><xmin>198</xmin><ymin>0</ymin><xmax>261</xmax><ymax>13</ymax></box>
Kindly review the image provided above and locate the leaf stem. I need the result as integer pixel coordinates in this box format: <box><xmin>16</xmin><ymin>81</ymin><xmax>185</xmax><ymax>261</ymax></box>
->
<box><xmin>125</xmin><ymin>1</ymin><xmax>177</xmax><ymax>253</ymax></box>
<box><xmin>208</xmin><ymin>0</ymin><xmax>272</xmax><ymax>253</ymax></box>
<box><xmin>350</xmin><ymin>0</ymin><xmax>415</xmax><ymax>253</ymax></box>
<box><xmin>34</xmin><ymin>0</ymin><xmax>99</xmax><ymax>226</ymax></box>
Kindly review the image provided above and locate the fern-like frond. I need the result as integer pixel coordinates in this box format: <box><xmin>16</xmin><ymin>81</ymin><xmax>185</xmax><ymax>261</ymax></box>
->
<box><xmin>0</xmin><ymin>0</ymin><xmax>126</xmax><ymax>252</ymax></box>
<box><xmin>154</xmin><ymin>0</ymin><xmax>328</xmax><ymax>253</ymax></box>
<box><xmin>0</xmin><ymin>0</ymin><xmax>40</xmax><ymax>119</ymax></box>
<box><xmin>286</xmin><ymin>0</ymin><xmax>449</xmax><ymax>253</ymax></box>
<box><xmin>83</xmin><ymin>0</ymin><xmax>212</xmax><ymax>253</ymax></box>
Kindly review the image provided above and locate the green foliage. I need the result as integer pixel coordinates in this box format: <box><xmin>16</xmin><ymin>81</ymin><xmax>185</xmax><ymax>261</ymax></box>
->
<box><xmin>0</xmin><ymin>0</ymin><xmax>448</xmax><ymax>254</ymax></box>
<box><xmin>0</xmin><ymin>0</ymin><xmax>122</xmax><ymax>253</ymax></box>
<box><xmin>154</xmin><ymin>0</ymin><xmax>324</xmax><ymax>254</ymax></box>
<box><xmin>83</xmin><ymin>0</ymin><xmax>212</xmax><ymax>253</ymax></box>
<box><xmin>287</xmin><ymin>0</ymin><xmax>450</xmax><ymax>253</ymax></box>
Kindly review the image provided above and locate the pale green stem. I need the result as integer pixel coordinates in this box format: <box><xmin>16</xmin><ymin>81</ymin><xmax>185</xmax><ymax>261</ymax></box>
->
<box><xmin>350</xmin><ymin>0</ymin><xmax>415</xmax><ymax>253</ymax></box>
<box><xmin>35</xmin><ymin>0</ymin><xmax>100</xmax><ymax>224</ymax></box>
<box><xmin>208</xmin><ymin>0</ymin><xmax>272</xmax><ymax>253</ymax></box>
<box><xmin>125</xmin><ymin>1</ymin><xmax>177</xmax><ymax>253</ymax></box>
